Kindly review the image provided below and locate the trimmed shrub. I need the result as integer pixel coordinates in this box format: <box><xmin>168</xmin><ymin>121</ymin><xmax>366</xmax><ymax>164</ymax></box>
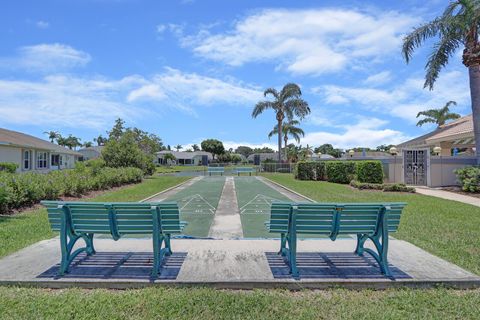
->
<box><xmin>356</xmin><ymin>161</ymin><xmax>384</xmax><ymax>184</ymax></box>
<box><xmin>455</xmin><ymin>166</ymin><xmax>480</xmax><ymax>193</ymax></box>
<box><xmin>295</xmin><ymin>161</ymin><xmax>325</xmax><ymax>181</ymax></box>
<box><xmin>0</xmin><ymin>162</ymin><xmax>18</xmax><ymax>173</ymax></box>
<box><xmin>0</xmin><ymin>166</ymin><xmax>144</xmax><ymax>214</ymax></box>
<box><xmin>325</xmin><ymin>161</ymin><xmax>356</xmax><ymax>184</ymax></box>
<box><xmin>383</xmin><ymin>183</ymin><xmax>415</xmax><ymax>193</ymax></box>
<box><xmin>349</xmin><ymin>180</ymin><xmax>384</xmax><ymax>190</ymax></box>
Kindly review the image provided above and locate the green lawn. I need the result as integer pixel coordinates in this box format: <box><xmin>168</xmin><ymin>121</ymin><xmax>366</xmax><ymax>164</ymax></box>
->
<box><xmin>0</xmin><ymin>175</ymin><xmax>189</xmax><ymax>259</ymax></box>
<box><xmin>262</xmin><ymin>173</ymin><xmax>480</xmax><ymax>275</ymax></box>
<box><xmin>0</xmin><ymin>287</ymin><xmax>479</xmax><ymax>319</ymax></box>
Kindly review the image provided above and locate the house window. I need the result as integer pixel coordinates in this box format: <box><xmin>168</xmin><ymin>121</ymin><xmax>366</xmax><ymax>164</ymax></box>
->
<box><xmin>37</xmin><ymin>152</ymin><xmax>48</xmax><ymax>169</ymax></box>
<box><xmin>23</xmin><ymin>150</ymin><xmax>30</xmax><ymax>170</ymax></box>
<box><xmin>51</xmin><ymin>154</ymin><xmax>60</xmax><ymax>167</ymax></box>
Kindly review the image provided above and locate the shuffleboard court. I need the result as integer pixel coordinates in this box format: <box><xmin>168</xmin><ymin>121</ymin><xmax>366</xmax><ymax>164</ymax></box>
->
<box><xmin>163</xmin><ymin>176</ymin><xmax>225</xmax><ymax>237</ymax></box>
<box><xmin>234</xmin><ymin>177</ymin><xmax>291</xmax><ymax>238</ymax></box>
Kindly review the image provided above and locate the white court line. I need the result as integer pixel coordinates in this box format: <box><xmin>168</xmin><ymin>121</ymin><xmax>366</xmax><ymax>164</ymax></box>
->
<box><xmin>179</xmin><ymin>194</ymin><xmax>216</xmax><ymax>213</ymax></box>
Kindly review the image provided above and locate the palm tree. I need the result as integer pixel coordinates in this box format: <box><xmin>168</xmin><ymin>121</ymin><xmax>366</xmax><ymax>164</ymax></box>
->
<box><xmin>175</xmin><ymin>144</ymin><xmax>182</xmax><ymax>152</ymax></box>
<box><xmin>44</xmin><ymin>130</ymin><xmax>59</xmax><ymax>143</ymax></box>
<box><xmin>416</xmin><ymin>101</ymin><xmax>461</xmax><ymax>127</ymax></box>
<box><xmin>268</xmin><ymin>119</ymin><xmax>305</xmax><ymax>160</ymax></box>
<box><xmin>94</xmin><ymin>135</ymin><xmax>107</xmax><ymax>146</ymax></box>
<box><xmin>83</xmin><ymin>141</ymin><xmax>93</xmax><ymax>148</ymax></box>
<box><xmin>299</xmin><ymin>144</ymin><xmax>314</xmax><ymax>160</ymax></box>
<box><xmin>402</xmin><ymin>1</ymin><xmax>480</xmax><ymax>163</ymax></box>
<box><xmin>252</xmin><ymin>83</ymin><xmax>310</xmax><ymax>162</ymax></box>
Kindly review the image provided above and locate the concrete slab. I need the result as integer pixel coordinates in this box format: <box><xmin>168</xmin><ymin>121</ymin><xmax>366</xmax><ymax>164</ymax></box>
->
<box><xmin>414</xmin><ymin>186</ymin><xmax>480</xmax><ymax>207</ymax></box>
<box><xmin>0</xmin><ymin>237</ymin><xmax>478</xmax><ymax>289</ymax></box>
<box><xmin>208</xmin><ymin>177</ymin><xmax>243</xmax><ymax>239</ymax></box>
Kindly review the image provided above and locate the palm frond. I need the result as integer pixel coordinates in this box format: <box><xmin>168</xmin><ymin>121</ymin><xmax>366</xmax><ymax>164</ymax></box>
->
<box><xmin>263</xmin><ymin>87</ymin><xmax>279</xmax><ymax>99</ymax></box>
<box><xmin>252</xmin><ymin>101</ymin><xmax>274</xmax><ymax>118</ymax></box>
<box><xmin>280</xmin><ymin>83</ymin><xmax>302</xmax><ymax>101</ymax></box>
<box><xmin>424</xmin><ymin>34</ymin><xmax>462</xmax><ymax>89</ymax></box>
<box><xmin>416</xmin><ymin>118</ymin><xmax>437</xmax><ymax>127</ymax></box>
<box><xmin>402</xmin><ymin>18</ymin><xmax>444</xmax><ymax>63</ymax></box>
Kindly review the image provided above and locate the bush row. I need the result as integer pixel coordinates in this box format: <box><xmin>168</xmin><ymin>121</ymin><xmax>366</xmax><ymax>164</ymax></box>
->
<box><xmin>349</xmin><ymin>180</ymin><xmax>415</xmax><ymax>193</ymax></box>
<box><xmin>0</xmin><ymin>166</ymin><xmax>143</xmax><ymax>214</ymax></box>
<box><xmin>0</xmin><ymin>162</ymin><xmax>18</xmax><ymax>174</ymax></box>
<box><xmin>454</xmin><ymin>166</ymin><xmax>480</xmax><ymax>192</ymax></box>
<box><xmin>295</xmin><ymin>160</ymin><xmax>384</xmax><ymax>184</ymax></box>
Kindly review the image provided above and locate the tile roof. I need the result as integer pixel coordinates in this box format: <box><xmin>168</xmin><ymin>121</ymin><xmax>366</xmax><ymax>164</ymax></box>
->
<box><xmin>397</xmin><ymin>114</ymin><xmax>474</xmax><ymax>148</ymax></box>
<box><xmin>0</xmin><ymin>128</ymin><xmax>81</xmax><ymax>156</ymax></box>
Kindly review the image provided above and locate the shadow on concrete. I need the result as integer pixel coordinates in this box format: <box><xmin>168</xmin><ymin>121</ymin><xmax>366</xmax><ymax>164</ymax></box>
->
<box><xmin>37</xmin><ymin>252</ymin><xmax>187</xmax><ymax>280</ymax></box>
<box><xmin>266</xmin><ymin>252</ymin><xmax>411</xmax><ymax>280</ymax></box>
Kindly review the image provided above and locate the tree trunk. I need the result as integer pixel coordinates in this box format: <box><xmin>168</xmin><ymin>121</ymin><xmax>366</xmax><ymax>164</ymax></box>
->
<box><xmin>276</xmin><ymin>112</ymin><xmax>284</xmax><ymax>163</ymax></box>
<box><xmin>284</xmin><ymin>136</ymin><xmax>288</xmax><ymax>162</ymax></box>
<box><xmin>469</xmin><ymin>66</ymin><xmax>480</xmax><ymax>164</ymax></box>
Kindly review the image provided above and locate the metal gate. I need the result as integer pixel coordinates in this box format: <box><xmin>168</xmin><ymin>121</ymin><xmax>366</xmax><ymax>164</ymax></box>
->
<box><xmin>403</xmin><ymin>149</ymin><xmax>428</xmax><ymax>186</ymax></box>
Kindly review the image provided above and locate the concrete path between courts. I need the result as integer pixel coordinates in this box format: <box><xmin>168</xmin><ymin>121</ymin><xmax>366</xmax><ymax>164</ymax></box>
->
<box><xmin>208</xmin><ymin>177</ymin><xmax>243</xmax><ymax>239</ymax></box>
<box><xmin>414</xmin><ymin>186</ymin><xmax>480</xmax><ymax>207</ymax></box>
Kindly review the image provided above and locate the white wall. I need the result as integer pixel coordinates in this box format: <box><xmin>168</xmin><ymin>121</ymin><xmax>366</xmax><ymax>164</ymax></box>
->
<box><xmin>0</xmin><ymin>145</ymin><xmax>22</xmax><ymax>172</ymax></box>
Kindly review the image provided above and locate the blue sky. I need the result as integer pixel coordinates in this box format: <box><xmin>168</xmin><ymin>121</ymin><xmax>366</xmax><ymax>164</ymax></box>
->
<box><xmin>0</xmin><ymin>0</ymin><xmax>471</xmax><ymax>151</ymax></box>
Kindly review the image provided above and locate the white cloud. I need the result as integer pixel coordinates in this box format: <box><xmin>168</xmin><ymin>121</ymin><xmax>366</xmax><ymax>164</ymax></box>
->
<box><xmin>36</xmin><ymin>21</ymin><xmax>49</xmax><ymax>29</ymax></box>
<box><xmin>0</xmin><ymin>43</ymin><xmax>91</xmax><ymax>72</ymax></box>
<box><xmin>127</xmin><ymin>67</ymin><xmax>263</xmax><ymax>109</ymax></box>
<box><xmin>301</xmin><ymin>117</ymin><xmax>411</xmax><ymax>149</ymax></box>
<box><xmin>181</xmin><ymin>8</ymin><xmax>418</xmax><ymax>75</ymax></box>
<box><xmin>0</xmin><ymin>66</ymin><xmax>263</xmax><ymax>129</ymax></box>
<box><xmin>156</xmin><ymin>24</ymin><xmax>167</xmax><ymax>33</ymax></box>
<box><xmin>0</xmin><ymin>75</ymin><xmax>142</xmax><ymax>129</ymax></box>
<box><xmin>363</xmin><ymin>71</ymin><xmax>392</xmax><ymax>86</ymax></box>
<box><xmin>314</xmin><ymin>70</ymin><xmax>470</xmax><ymax>123</ymax></box>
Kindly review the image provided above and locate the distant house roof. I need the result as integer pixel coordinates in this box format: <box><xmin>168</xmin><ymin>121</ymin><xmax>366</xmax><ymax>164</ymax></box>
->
<box><xmin>0</xmin><ymin>128</ymin><xmax>81</xmax><ymax>156</ymax></box>
<box><xmin>342</xmin><ymin>151</ymin><xmax>391</xmax><ymax>159</ymax></box>
<box><xmin>247</xmin><ymin>153</ymin><xmax>278</xmax><ymax>161</ymax></box>
<box><xmin>397</xmin><ymin>115</ymin><xmax>474</xmax><ymax>148</ymax></box>
<box><xmin>156</xmin><ymin>150</ymin><xmax>213</xmax><ymax>160</ymax></box>
<box><xmin>78</xmin><ymin>146</ymin><xmax>104</xmax><ymax>153</ymax></box>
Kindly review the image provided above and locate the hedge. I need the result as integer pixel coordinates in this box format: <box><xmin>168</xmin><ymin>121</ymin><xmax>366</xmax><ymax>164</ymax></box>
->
<box><xmin>356</xmin><ymin>161</ymin><xmax>384</xmax><ymax>184</ymax></box>
<box><xmin>350</xmin><ymin>180</ymin><xmax>415</xmax><ymax>193</ymax></box>
<box><xmin>454</xmin><ymin>166</ymin><xmax>480</xmax><ymax>192</ymax></box>
<box><xmin>325</xmin><ymin>161</ymin><xmax>356</xmax><ymax>184</ymax></box>
<box><xmin>295</xmin><ymin>160</ymin><xmax>384</xmax><ymax>185</ymax></box>
<box><xmin>295</xmin><ymin>161</ymin><xmax>325</xmax><ymax>181</ymax></box>
<box><xmin>0</xmin><ymin>162</ymin><xmax>18</xmax><ymax>174</ymax></box>
<box><xmin>0</xmin><ymin>166</ymin><xmax>143</xmax><ymax>214</ymax></box>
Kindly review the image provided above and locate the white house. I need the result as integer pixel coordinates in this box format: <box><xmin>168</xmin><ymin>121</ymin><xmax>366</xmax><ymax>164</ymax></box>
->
<box><xmin>156</xmin><ymin>150</ymin><xmax>213</xmax><ymax>165</ymax></box>
<box><xmin>78</xmin><ymin>146</ymin><xmax>104</xmax><ymax>160</ymax></box>
<box><xmin>0</xmin><ymin>128</ymin><xmax>81</xmax><ymax>172</ymax></box>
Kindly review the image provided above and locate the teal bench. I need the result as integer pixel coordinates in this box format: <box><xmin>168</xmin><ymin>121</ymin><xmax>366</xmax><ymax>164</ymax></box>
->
<box><xmin>266</xmin><ymin>202</ymin><xmax>406</xmax><ymax>277</ymax></box>
<box><xmin>207</xmin><ymin>167</ymin><xmax>224</xmax><ymax>176</ymax></box>
<box><xmin>234</xmin><ymin>167</ymin><xmax>256</xmax><ymax>176</ymax></box>
<box><xmin>41</xmin><ymin>201</ymin><xmax>186</xmax><ymax>277</ymax></box>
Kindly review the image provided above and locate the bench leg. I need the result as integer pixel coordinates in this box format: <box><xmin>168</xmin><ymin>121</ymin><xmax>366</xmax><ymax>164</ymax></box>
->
<box><xmin>164</xmin><ymin>234</ymin><xmax>172</xmax><ymax>255</ymax></box>
<box><xmin>152</xmin><ymin>234</ymin><xmax>168</xmax><ymax>277</ymax></box>
<box><xmin>59</xmin><ymin>231</ymin><xmax>91</xmax><ymax>276</ymax></box>
<box><xmin>355</xmin><ymin>220</ymin><xmax>391</xmax><ymax>277</ymax></box>
<box><xmin>83</xmin><ymin>233</ymin><xmax>96</xmax><ymax>255</ymax></box>
<box><xmin>278</xmin><ymin>233</ymin><xmax>287</xmax><ymax>256</ymax></box>
<box><xmin>287</xmin><ymin>232</ymin><xmax>299</xmax><ymax>278</ymax></box>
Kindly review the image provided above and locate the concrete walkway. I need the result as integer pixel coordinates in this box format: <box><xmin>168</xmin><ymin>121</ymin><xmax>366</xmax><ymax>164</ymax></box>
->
<box><xmin>208</xmin><ymin>177</ymin><xmax>243</xmax><ymax>239</ymax></box>
<box><xmin>0</xmin><ymin>237</ymin><xmax>478</xmax><ymax>289</ymax></box>
<box><xmin>414</xmin><ymin>187</ymin><xmax>480</xmax><ymax>207</ymax></box>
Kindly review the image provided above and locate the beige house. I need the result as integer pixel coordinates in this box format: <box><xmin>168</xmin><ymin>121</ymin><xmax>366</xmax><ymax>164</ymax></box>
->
<box><xmin>0</xmin><ymin>128</ymin><xmax>81</xmax><ymax>173</ymax></box>
<box><xmin>78</xmin><ymin>146</ymin><xmax>104</xmax><ymax>160</ymax></box>
<box><xmin>391</xmin><ymin>115</ymin><xmax>477</xmax><ymax>187</ymax></box>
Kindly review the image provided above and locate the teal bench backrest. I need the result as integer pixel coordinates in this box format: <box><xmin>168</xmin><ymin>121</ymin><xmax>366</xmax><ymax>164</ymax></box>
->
<box><xmin>237</xmin><ymin>167</ymin><xmax>254</xmax><ymax>171</ymax></box>
<box><xmin>208</xmin><ymin>167</ymin><xmax>224</xmax><ymax>171</ymax></box>
<box><xmin>294</xmin><ymin>203</ymin><xmax>337</xmax><ymax>235</ymax></box>
<box><xmin>42</xmin><ymin>201</ymin><xmax>182</xmax><ymax>235</ymax></box>
<box><xmin>269</xmin><ymin>202</ymin><xmax>292</xmax><ymax>233</ymax></box>
<box><xmin>268</xmin><ymin>202</ymin><xmax>406</xmax><ymax>236</ymax></box>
